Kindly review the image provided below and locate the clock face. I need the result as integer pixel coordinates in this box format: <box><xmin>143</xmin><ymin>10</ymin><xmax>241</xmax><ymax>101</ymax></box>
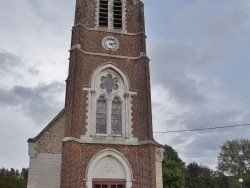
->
<box><xmin>103</xmin><ymin>37</ymin><xmax>119</xmax><ymax>51</ymax></box>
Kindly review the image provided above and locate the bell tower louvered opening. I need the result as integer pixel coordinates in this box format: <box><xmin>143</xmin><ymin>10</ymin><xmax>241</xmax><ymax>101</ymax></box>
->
<box><xmin>99</xmin><ymin>0</ymin><xmax>123</xmax><ymax>30</ymax></box>
<box><xmin>99</xmin><ymin>0</ymin><xmax>109</xmax><ymax>27</ymax></box>
<box><xmin>113</xmin><ymin>0</ymin><xmax>122</xmax><ymax>29</ymax></box>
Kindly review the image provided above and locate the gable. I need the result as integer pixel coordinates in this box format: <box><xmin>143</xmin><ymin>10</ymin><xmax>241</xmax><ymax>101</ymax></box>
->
<box><xmin>28</xmin><ymin>109</ymin><xmax>65</xmax><ymax>154</ymax></box>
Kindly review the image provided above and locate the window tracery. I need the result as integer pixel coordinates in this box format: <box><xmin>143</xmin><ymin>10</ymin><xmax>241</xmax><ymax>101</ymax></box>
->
<box><xmin>100</xmin><ymin>74</ymin><xmax>119</xmax><ymax>93</ymax></box>
<box><xmin>83</xmin><ymin>64</ymin><xmax>136</xmax><ymax>141</ymax></box>
<box><xmin>96</xmin><ymin>73</ymin><xmax>122</xmax><ymax>135</ymax></box>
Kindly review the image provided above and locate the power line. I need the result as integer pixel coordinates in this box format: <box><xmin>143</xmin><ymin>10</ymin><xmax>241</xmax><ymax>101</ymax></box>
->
<box><xmin>153</xmin><ymin>123</ymin><xmax>250</xmax><ymax>134</ymax></box>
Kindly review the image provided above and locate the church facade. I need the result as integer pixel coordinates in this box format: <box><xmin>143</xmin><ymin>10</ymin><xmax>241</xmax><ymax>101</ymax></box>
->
<box><xmin>27</xmin><ymin>0</ymin><xmax>164</xmax><ymax>187</ymax></box>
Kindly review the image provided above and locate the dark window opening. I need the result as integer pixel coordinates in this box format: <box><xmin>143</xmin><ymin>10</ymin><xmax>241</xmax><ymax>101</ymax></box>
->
<box><xmin>99</xmin><ymin>0</ymin><xmax>108</xmax><ymax>27</ymax></box>
<box><xmin>113</xmin><ymin>0</ymin><xmax>122</xmax><ymax>29</ymax></box>
<box><xmin>93</xmin><ymin>184</ymin><xmax>124</xmax><ymax>188</ymax></box>
<box><xmin>94</xmin><ymin>185</ymin><xmax>108</xmax><ymax>188</ymax></box>
<box><xmin>111</xmin><ymin>185</ymin><xmax>123</xmax><ymax>188</ymax></box>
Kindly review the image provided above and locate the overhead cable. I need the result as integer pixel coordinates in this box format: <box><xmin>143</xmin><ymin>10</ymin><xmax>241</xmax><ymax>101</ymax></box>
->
<box><xmin>153</xmin><ymin>124</ymin><xmax>250</xmax><ymax>133</ymax></box>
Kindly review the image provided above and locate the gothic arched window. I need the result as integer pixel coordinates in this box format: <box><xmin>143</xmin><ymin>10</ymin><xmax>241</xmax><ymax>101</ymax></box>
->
<box><xmin>84</xmin><ymin>64</ymin><xmax>135</xmax><ymax>140</ymax></box>
<box><xmin>96</xmin><ymin>96</ymin><xmax>107</xmax><ymax>134</ymax></box>
<box><xmin>95</xmin><ymin>73</ymin><xmax>123</xmax><ymax>135</ymax></box>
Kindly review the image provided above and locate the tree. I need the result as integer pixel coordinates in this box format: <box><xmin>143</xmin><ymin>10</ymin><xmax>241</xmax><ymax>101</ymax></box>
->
<box><xmin>21</xmin><ymin>168</ymin><xmax>29</xmax><ymax>186</ymax></box>
<box><xmin>0</xmin><ymin>167</ymin><xmax>28</xmax><ymax>188</ymax></box>
<box><xmin>162</xmin><ymin>145</ymin><xmax>185</xmax><ymax>188</ymax></box>
<box><xmin>217</xmin><ymin>139</ymin><xmax>250</xmax><ymax>176</ymax></box>
<box><xmin>163</xmin><ymin>145</ymin><xmax>185</xmax><ymax>169</ymax></box>
<box><xmin>163</xmin><ymin>160</ymin><xmax>185</xmax><ymax>188</ymax></box>
<box><xmin>185</xmin><ymin>162</ymin><xmax>216</xmax><ymax>188</ymax></box>
<box><xmin>213</xmin><ymin>171</ymin><xmax>230</xmax><ymax>188</ymax></box>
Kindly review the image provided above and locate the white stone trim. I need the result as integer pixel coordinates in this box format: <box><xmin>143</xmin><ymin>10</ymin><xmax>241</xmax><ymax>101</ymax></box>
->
<box><xmin>28</xmin><ymin>142</ymin><xmax>38</xmax><ymax>158</ymax></box>
<box><xmin>69</xmin><ymin>45</ymin><xmax>149</xmax><ymax>60</ymax></box>
<box><xmin>73</xmin><ymin>23</ymin><xmax>146</xmax><ymax>36</ymax></box>
<box><xmin>155</xmin><ymin>148</ymin><xmax>164</xmax><ymax>188</ymax></box>
<box><xmin>70</xmin><ymin>44</ymin><xmax>81</xmax><ymax>51</ymax></box>
<box><xmin>83</xmin><ymin>63</ymin><xmax>137</xmax><ymax>142</ymax></box>
<box><xmin>61</xmin><ymin>137</ymin><xmax>160</xmax><ymax>146</ymax></box>
<box><xmin>90</xmin><ymin>63</ymin><xmax>130</xmax><ymax>92</ymax></box>
<box><xmin>133</xmin><ymin>0</ymin><xmax>141</xmax><ymax>4</ymax></box>
<box><xmin>85</xmin><ymin>149</ymin><xmax>133</xmax><ymax>188</ymax></box>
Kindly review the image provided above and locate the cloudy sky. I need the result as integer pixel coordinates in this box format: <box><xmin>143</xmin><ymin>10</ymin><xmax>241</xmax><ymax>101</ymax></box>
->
<box><xmin>0</xmin><ymin>0</ymin><xmax>250</xmax><ymax>171</ymax></box>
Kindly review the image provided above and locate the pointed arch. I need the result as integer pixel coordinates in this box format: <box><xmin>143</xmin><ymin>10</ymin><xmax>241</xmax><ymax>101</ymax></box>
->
<box><xmin>90</xmin><ymin>63</ymin><xmax>130</xmax><ymax>93</ymax></box>
<box><xmin>83</xmin><ymin>62</ymin><xmax>137</xmax><ymax>141</ymax></box>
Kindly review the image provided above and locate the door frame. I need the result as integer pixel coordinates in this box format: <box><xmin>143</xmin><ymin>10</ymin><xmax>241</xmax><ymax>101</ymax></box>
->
<box><xmin>92</xmin><ymin>178</ymin><xmax>126</xmax><ymax>188</ymax></box>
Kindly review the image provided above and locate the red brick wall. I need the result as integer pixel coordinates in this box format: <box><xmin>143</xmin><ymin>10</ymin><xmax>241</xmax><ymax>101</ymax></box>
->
<box><xmin>70</xmin><ymin>26</ymin><xmax>146</xmax><ymax>57</ymax></box>
<box><xmin>61</xmin><ymin>141</ymin><xmax>156</xmax><ymax>188</ymax></box>
<box><xmin>62</xmin><ymin>0</ymin><xmax>157</xmax><ymax>187</ymax></box>
<box><xmin>65</xmin><ymin>51</ymin><xmax>153</xmax><ymax>141</ymax></box>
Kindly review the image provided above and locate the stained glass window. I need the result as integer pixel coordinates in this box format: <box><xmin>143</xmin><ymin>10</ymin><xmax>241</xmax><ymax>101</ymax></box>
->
<box><xmin>111</xmin><ymin>97</ymin><xmax>122</xmax><ymax>134</ymax></box>
<box><xmin>96</xmin><ymin>96</ymin><xmax>107</xmax><ymax>134</ymax></box>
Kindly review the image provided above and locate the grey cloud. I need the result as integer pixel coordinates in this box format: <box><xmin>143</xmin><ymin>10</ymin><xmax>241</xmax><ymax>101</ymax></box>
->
<box><xmin>156</xmin><ymin>104</ymin><xmax>250</xmax><ymax>167</ymax></box>
<box><xmin>159</xmin><ymin>103</ymin><xmax>249</xmax><ymax>137</ymax></box>
<box><xmin>182</xmin><ymin>108</ymin><xmax>244</xmax><ymax>130</ymax></box>
<box><xmin>169</xmin><ymin>0</ymin><xmax>250</xmax><ymax>60</ymax></box>
<box><xmin>148</xmin><ymin>0</ymin><xmax>250</xmax><ymax>169</ymax></box>
<box><xmin>0</xmin><ymin>50</ymin><xmax>40</xmax><ymax>78</ymax></box>
<box><xmin>178</xmin><ymin>125</ymin><xmax>250</xmax><ymax>166</ymax></box>
<box><xmin>29</xmin><ymin>0</ymin><xmax>74</xmax><ymax>21</ymax></box>
<box><xmin>0</xmin><ymin>88</ymin><xmax>19</xmax><ymax>106</ymax></box>
<box><xmin>0</xmin><ymin>51</ymin><xmax>23</xmax><ymax>76</ymax></box>
<box><xmin>27</xmin><ymin>68</ymin><xmax>40</xmax><ymax>75</ymax></box>
<box><xmin>0</xmin><ymin>82</ymin><xmax>65</xmax><ymax>124</ymax></box>
<box><xmin>150</xmin><ymin>43</ymin><xmax>208</xmax><ymax>106</ymax></box>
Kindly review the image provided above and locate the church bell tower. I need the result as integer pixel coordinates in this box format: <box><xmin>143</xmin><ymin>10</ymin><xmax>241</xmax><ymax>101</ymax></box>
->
<box><xmin>27</xmin><ymin>0</ymin><xmax>164</xmax><ymax>187</ymax></box>
<box><xmin>61</xmin><ymin>0</ymin><xmax>164</xmax><ymax>187</ymax></box>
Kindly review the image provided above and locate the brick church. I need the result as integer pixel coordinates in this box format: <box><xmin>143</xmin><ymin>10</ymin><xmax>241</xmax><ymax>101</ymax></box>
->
<box><xmin>27</xmin><ymin>0</ymin><xmax>164</xmax><ymax>187</ymax></box>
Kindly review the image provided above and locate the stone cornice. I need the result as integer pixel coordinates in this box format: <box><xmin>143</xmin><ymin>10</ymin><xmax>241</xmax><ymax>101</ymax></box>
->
<box><xmin>62</xmin><ymin>136</ymin><xmax>159</xmax><ymax>146</ymax></box>
<box><xmin>73</xmin><ymin>23</ymin><xmax>147</xmax><ymax>37</ymax></box>
<box><xmin>69</xmin><ymin>44</ymin><xmax>150</xmax><ymax>61</ymax></box>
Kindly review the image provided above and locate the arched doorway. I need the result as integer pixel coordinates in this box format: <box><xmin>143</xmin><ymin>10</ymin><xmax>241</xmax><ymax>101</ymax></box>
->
<box><xmin>85</xmin><ymin>149</ymin><xmax>133</xmax><ymax>188</ymax></box>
